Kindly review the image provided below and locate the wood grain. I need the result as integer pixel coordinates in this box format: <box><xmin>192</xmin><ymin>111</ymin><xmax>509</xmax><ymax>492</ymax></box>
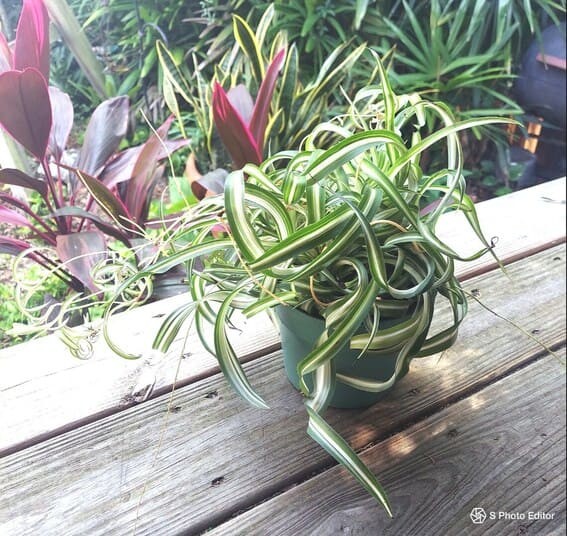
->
<box><xmin>0</xmin><ymin>300</ymin><xmax>279</xmax><ymax>455</ymax></box>
<box><xmin>1</xmin><ymin>179</ymin><xmax>565</xmax><ymax>454</ymax></box>
<box><xmin>437</xmin><ymin>176</ymin><xmax>566</xmax><ymax>280</ymax></box>
<box><xmin>208</xmin><ymin>350</ymin><xmax>566</xmax><ymax>536</ymax></box>
<box><xmin>0</xmin><ymin>245</ymin><xmax>564</xmax><ymax>536</ymax></box>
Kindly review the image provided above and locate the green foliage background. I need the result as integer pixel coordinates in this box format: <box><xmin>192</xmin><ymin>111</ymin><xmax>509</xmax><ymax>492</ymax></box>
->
<box><xmin>0</xmin><ymin>0</ymin><xmax>565</xmax><ymax>348</ymax></box>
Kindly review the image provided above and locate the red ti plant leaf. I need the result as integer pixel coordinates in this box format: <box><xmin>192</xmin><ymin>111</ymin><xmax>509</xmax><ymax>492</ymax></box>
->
<box><xmin>212</xmin><ymin>82</ymin><xmax>262</xmax><ymax>170</ymax></box>
<box><xmin>100</xmin><ymin>138</ymin><xmax>189</xmax><ymax>190</ymax></box>
<box><xmin>0</xmin><ymin>206</ymin><xmax>55</xmax><ymax>248</ymax></box>
<box><xmin>0</xmin><ymin>191</ymin><xmax>56</xmax><ymax>243</ymax></box>
<box><xmin>249</xmin><ymin>49</ymin><xmax>285</xmax><ymax>151</ymax></box>
<box><xmin>186</xmin><ymin>153</ymin><xmax>206</xmax><ymax>199</ymax></box>
<box><xmin>0</xmin><ymin>235</ymin><xmax>34</xmax><ymax>256</ymax></box>
<box><xmin>0</xmin><ymin>67</ymin><xmax>52</xmax><ymax>160</ymax></box>
<box><xmin>185</xmin><ymin>153</ymin><xmax>229</xmax><ymax>200</ymax></box>
<box><xmin>226</xmin><ymin>84</ymin><xmax>254</xmax><ymax>124</ymax></box>
<box><xmin>210</xmin><ymin>50</ymin><xmax>284</xmax><ymax>174</ymax></box>
<box><xmin>73</xmin><ymin>169</ymin><xmax>134</xmax><ymax>232</ymax></box>
<box><xmin>0</xmin><ymin>205</ymin><xmax>33</xmax><ymax>228</ymax></box>
<box><xmin>76</xmin><ymin>96</ymin><xmax>129</xmax><ymax>177</ymax></box>
<box><xmin>193</xmin><ymin>169</ymin><xmax>228</xmax><ymax>200</ymax></box>
<box><xmin>0</xmin><ymin>32</ymin><xmax>12</xmax><ymax>73</ymax></box>
<box><xmin>48</xmin><ymin>86</ymin><xmax>74</xmax><ymax>162</ymax></box>
<box><xmin>159</xmin><ymin>138</ymin><xmax>192</xmax><ymax>160</ymax></box>
<box><xmin>100</xmin><ymin>146</ymin><xmax>142</xmax><ymax>189</ymax></box>
<box><xmin>134</xmin><ymin>163</ymin><xmax>165</xmax><ymax>226</ymax></box>
<box><xmin>125</xmin><ymin>116</ymin><xmax>174</xmax><ymax>225</ymax></box>
<box><xmin>13</xmin><ymin>0</ymin><xmax>50</xmax><ymax>83</ymax></box>
<box><xmin>0</xmin><ymin>168</ymin><xmax>48</xmax><ymax>197</ymax></box>
<box><xmin>56</xmin><ymin>231</ymin><xmax>107</xmax><ymax>294</ymax></box>
<box><xmin>0</xmin><ymin>235</ymin><xmax>58</xmax><ymax>273</ymax></box>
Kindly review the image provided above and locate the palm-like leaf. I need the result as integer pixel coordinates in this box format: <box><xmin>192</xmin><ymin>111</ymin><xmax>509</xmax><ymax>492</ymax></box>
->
<box><xmin>43</xmin><ymin>0</ymin><xmax>109</xmax><ymax>98</ymax></box>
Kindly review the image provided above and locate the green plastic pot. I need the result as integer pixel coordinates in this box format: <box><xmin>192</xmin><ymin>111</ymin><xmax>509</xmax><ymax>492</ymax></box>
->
<box><xmin>275</xmin><ymin>305</ymin><xmax>410</xmax><ymax>409</ymax></box>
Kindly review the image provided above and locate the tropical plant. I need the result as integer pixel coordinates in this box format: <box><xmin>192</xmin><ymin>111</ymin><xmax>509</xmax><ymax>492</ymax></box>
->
<box><xmin>0</xmin><ymin>0</ymin><xmax>186</xmax><ymax>337</ymax></box>
<box><xmin>369</xmin><ymin>0</ymin><xmax>565</xmax><ymax>185</ymax></box>
<box><xmin>484</xmin><ymin>0</ymin><xmax>566</xmax><ymax>56</ymax></box>
<box><xmin>104</xmin><ymin>57</ymin><xmax>514</xmax><ymax>514</ymax></box>
<box><xmin>44</xmin><ymin>0</ymin><xmax>111</xmax><ymax>100</ymax></box>
<box><xmin>375</xmin><ymin>0</ymin><xmax>523</xmax><ymax>118</ymax></box>
<box><xmin>51</xmin><ymin>0</ymin><xmax>252</xmax><ymax>116</ymax></box>
<box><xmin>0</xmin><ymin>0</ymin><xmax>114</xmax><ymax>116</ymax></box>
<box><xmin>159</xmin><ymin>8</ymin><xmax>378</xmax><ymax>197</ymax></box>
<box><xmin>237</xmin><ymin>0</ymin><xmax>375</xmax><ymax>76</ymax></box>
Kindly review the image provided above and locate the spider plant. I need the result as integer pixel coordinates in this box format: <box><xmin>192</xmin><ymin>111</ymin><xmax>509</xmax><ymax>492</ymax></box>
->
<box><xmin>104</xmin><ymin>58</ymin><xmax>514</xmax><ymax>514</ymax></box>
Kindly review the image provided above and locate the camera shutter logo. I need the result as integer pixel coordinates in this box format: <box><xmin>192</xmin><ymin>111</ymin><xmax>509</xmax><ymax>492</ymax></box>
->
<box><xmin>470</xmin><ymin>507</ymin><xmax>487</xmax><ymax>524</ymax></box>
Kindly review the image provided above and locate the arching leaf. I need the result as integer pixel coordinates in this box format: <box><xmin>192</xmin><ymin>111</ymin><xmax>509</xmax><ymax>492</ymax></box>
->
<box><xmin>48</xmin><ymin>86</ymin><xmax>73</xmax><ymax>162</ymax></box>
<box><xmin>306</xmin><ymin>407</ymin><xmax>393</xmax><ymax>517</ymax></box>
<box><xmin>74</xmin><ymin>169</ymin><xmax>133</xmax><ymax>231</ymax></box>
<box><xmin>0</xmin><ymin>68</ymin><xmax>51</xmax><ymax>160</ymax></box>
<box><xmin>250</xmin><ymin>48</ymin><xmax>285</xmax><ymax>150</ymax></box>
<box><xmin>13</xmin><ymin>0</ymin><xmax>50</xmax><ymax>82</ymax></box>
<box><xmin>0</xmin><ymin>205</ymin><xmax>32</xmax><ymax>228</ymax></box>
<box><xmin>0</xmin><ymin>168</ymin><xmax>48</xmax><ymax>197</ymax></box>
<box><xmin>77</xmin><ymin>96</ymin><xmax>129</xmax><ymax>176</ymax></box>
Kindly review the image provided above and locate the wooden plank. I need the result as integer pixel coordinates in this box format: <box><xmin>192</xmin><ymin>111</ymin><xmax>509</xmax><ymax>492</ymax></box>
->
<box><xmin>437</xmin><ymin>176</ymin><xmax>566</xmax><ymax>280</ymax></box>
<box><xmin>0</xmin><ymin>245</ymin><xmax>564</xmax><ymax>535</ymax></box>
<box><xmin>0</xmin><ymin>178</ymin><xmax>565</xmax><ymax>454</ymax></box>
<box><xmin>0</xmin><ymin>301</ymin><xmax>279</xmax><ymax>455</ymax></box>
<box><xmin>208</xmin><ymin>351</ymin><xmax>566</xmax><ymax>536</ymax></box>
<box><xmin>537</xmin><ymin>52</ymin><xmax>567</xmax><ymax>71</ymax></box>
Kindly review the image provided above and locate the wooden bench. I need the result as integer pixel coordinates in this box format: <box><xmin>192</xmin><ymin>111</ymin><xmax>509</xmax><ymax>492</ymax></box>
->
<box><xmin>1</xmin><ymin>177</ymin><xmax>565</xmax><ymax>535</ymax></box>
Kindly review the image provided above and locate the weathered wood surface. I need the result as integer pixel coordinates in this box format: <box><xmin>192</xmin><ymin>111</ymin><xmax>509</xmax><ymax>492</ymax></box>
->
<box><xmin>1</xmin><ymin>178</ymin><xmax>565</xmax><ymax>455</ymax></box>
<box><xmin>0</xmin><ymin>245</ymin><xmax>564</xmax><ymax>535</ymax></box>
<box><xmin>0</xmin><ymin>301</ymin><xmax>279</xmax><ymax>455</ymax></box>
<box><xmin>209</xmin><ymin>350</ymin><xmax>566</xmax><ymax>536</ymax></box>
<box><xmin>436</xmin><ymin>176</ymin><xmax>566</xmax><ymax>279</ymax></box>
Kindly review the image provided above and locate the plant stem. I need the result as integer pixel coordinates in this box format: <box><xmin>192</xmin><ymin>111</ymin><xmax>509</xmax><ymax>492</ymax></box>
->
<box><xmin>41</xmin><ymin>159</ymin><xmax>68</xmax><ymax>233</ymax></box>
<box><xmin>465</xmin><ymin>289</ymin><xmax>564</xmax><ymax>365</ymax></box>
<box><xmin>28</xmin><ymin>224</ymin><xmax>57</xmax><ymax>246</ymax></box>
<box><xmin>55</xmin><ymin>164</ymin><xmax>72</xmax><ymax>231</ymax></box>
<box><xmin>0</xmin><ymin>192</ymin><xmax>57</xmax><ymax>237</ymax></box>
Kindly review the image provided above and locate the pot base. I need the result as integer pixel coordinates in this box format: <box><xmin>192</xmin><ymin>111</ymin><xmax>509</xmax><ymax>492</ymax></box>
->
<box><xmin>276</xmin><ymin>305</ymin><xmax>408</xmax><ymax>409</ymax></box>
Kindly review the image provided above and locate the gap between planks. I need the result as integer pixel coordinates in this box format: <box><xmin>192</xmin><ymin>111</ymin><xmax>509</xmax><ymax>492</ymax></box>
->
<box><xmin>206</xmin><ymin>348</ymin><xmax>566</xmax><ymax>536</ymax></box>
<box><xmin>0</xmin><ymin>307</ymin><xmax>281</xmax><ymax>456</ymax></box>
<box><xmin>0</xmin><ymin>244</ymin><xmax>564</xmax><ymax>536</ymax></box>
<box><xmin>0</xmin><ymin>178</ymin><xmax>564</xmax><ymax>455</ymax></box>
<box><xmin>0</xmin><ymin>341</ymin><xmax>282</xmax><ymax>458</ymax></box>
<box><xmin>209</xmin><ymin>341</ymin><xmax>566</xmax><ymax>536</ymax></box>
